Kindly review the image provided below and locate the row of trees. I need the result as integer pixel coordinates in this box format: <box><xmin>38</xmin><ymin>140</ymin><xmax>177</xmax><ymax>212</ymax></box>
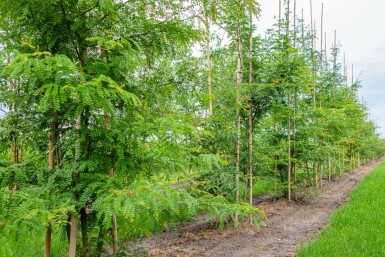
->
<box><xmin>0</xmin><ymin>0</ymin><xmax>384</xmax><ymax>256</ymax></box>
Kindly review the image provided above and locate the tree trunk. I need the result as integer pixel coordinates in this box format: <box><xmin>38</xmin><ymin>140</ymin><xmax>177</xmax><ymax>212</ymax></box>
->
<box><xmin>109</xmin><ymin>168</ymin><xmax>118</xmax><ymax>255</ymax></box>
<box><xmin>48</xmin><ymin>129</ymin><xmax>55</xmax><ymax>171</ymax></box>
<box><xmin>80</xmin><ymin>208</ymin><xmax>90</xmax><ymax>257</ymax></box>
<box><xmin>44</xmin><ymin>226</ymin><xmax>52</xmax><ymax>257</ymax></box>
<box><xmin>7</xmin><ymin>55</ymin><xmax>15</xmax><ymax>166</ymax></box>
<box><xmin>205</xmin><ymin>14</ymin><xmax>213</xmax><ymax>117</ymax></box>
<box><xmin>112</xmin><ymin>214</ymin><xmax>118</xmax><ymax>255</ymax></box>
<box><xmin>45</xmin><ymin>122</ymin><xmax>56</xmax><ymax>257</ymax></box>
<box><xmin>285</xmin><ymin>0</ymin><xmax>291</xmax><ymax>202</ymax></box>
<box><xmin>287</xmin><ymin>95</ymin><xmax>291</xmax><ymax>201</ymax></box>
<box><xmin>234</xmin><ymin>10</ymin><xmax>243</xmax><ymax>224</ymax></box>
<box><xmin>248</xmin><ymin>3</ymin><xmax>254</xmax><ymax>223</ymax></box>
<box><xmin>68</xmin><ymin>214</ymin><xmax>77</xmax><ymax>257</ymax></box>
<box><xmin>13</xmin><ymin>133</ymin><xmax>19</xmax><ymax>164</ymax></box>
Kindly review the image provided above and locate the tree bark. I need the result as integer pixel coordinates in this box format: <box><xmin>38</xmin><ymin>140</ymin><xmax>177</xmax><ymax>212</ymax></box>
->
<box><xmin>285</xmin><ymin>88</ymin><xmax>292</xmax><ymax>195</ymax></box>
<box><xmin>48</xmin><ymin>129</ymin><xmax>55</xmax><ymax>171</ymax></box>
<box><xmin>44</xmin><ymin>226</ymin><xmax>52</xmax><ymax>257</ymax></box>
<box><xmin>234</xmin><ymin>6</ymin><xmax>243</xmax><ymax>224</ymax></box>
<box><xmin>45</xmin><ymin>122</ymin><xmax>56</xmax><ymax>257</ymax></box>
<box><xmin>205</xmin><ymin>14</ymin><xmax>213</xmax><ymax>117</ymax></box>
<box><xmin>81</xmin><ymin>208</ymin><xmax>90</xmax><ymax>257</ymax></box>
<box><xmin>112</xmin><ymin>214</ymin><xmax>118</xmax><ymax>255</ymax></box>
<box><xmin>248</xmin><ymin>3</ymin><xmax>254</xmax><ymax>223</ymax></box>
<box><xmin>109</xmin><ymin>168</ymin><xmax>118</xmax><ymax>255</ymax></box>
<box><xmin>68</xmin><ymin>214</ymin><xmax>77</xmax><ymax>257</ymax></box>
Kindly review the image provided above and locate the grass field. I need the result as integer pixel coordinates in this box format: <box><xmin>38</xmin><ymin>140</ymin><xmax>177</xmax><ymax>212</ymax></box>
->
<box><xmin>297</xmin><ymin>161</ymin><xmax>385</xmax><ymax>257</ymax></box>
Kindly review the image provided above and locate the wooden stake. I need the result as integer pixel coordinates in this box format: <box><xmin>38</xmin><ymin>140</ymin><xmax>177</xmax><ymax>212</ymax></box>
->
<box><xmin>320</xmin><ymin>3</ymin><xmax>324</xmax><ymax>60</ymax></box>
<box><xmin>301</xmin><ymin>9</ymin><xmax>304</xmax><ymax>49</ymax></box>
<box><xmin>344</xmin><ymin>52</ymin><xmax>347</xmax><ymax>87</ymax></box>
<box><xmin>333</xmin><ymin>30</ymin><xmax>337</xmax><ymax>73</ymax></box>
<box><xmin>278</xmin><ymin>0</ymin><xmax>282</xmax><ymax>37</ymax></box>
<box><xmin>319</xmin><ymin>3</ymin><xmax>324</xmax><ymax>108</ymax></box>
<box><xmin>310</xmin><ymin>0</ymin><xmax>316</xmax><ymax>108</ymax></box>
<box><xmin>293</xmin><ymin>0</ymin><xmax>297</xmax><ymax>47</ymax></box>
<box><xmin>325</xmin><ymin>32</ymin><xmax>328</xmax><ymax>71</ymax></box>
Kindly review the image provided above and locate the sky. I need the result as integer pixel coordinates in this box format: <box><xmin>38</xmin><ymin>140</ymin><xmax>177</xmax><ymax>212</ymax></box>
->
<box><xmin>257</xmin><ymin>0</ymin><xmax>385</xmax><ymax>137</ymax></box>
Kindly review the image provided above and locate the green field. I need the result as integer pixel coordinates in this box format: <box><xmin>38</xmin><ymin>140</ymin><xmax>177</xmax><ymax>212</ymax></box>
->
<box><xmin>297</xmin><ymin>161</ymin><xmax>385</xmax><ymax>257</ymax></box>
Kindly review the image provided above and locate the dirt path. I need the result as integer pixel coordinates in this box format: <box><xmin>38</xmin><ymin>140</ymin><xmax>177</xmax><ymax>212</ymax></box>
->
<box><xmin>139</xmin><ymin>159</ymin><xmax>383</xmax><ymax>257</ymax></box>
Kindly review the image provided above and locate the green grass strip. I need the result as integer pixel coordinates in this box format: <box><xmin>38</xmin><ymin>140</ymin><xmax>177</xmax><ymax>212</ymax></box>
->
<box><xmin>297</xmin><ymin>161</ymin><xmax>385</xmax><ymax>257</ymax></box>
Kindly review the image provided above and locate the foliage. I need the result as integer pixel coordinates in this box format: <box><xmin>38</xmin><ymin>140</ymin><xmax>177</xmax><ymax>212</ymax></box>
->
<box><xmin>0</xmin><ymin>0</ymin><xmax>384</xmax><ymax>256</ymax></box>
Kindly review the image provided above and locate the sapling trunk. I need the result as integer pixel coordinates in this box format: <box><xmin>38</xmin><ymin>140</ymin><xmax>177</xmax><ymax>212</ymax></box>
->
<box><xmin>81</xmin><ymin>208</ymin><xmax>90</xmax><ymax>257</ymax></box>
<box><xmin>68</xmin><ymin>115</ymin><xmax>82</xmax><ymax>256</ymax></box>
<box><xmin>285</xmin><ymin>0</ymin><xmax>291</xmax><ymax>202</ymax></box>
<box><xmin>248</xmin><ymin>2</ymin><xmax>254</xmax><ymax>222</ymax></box>
<box><xmin>109</xmin><ymin>169</ymin><xmax>118</xmax><ymax>255</ymax></box>
<box><xmin>287</xmin><ymin>95</ymin><xmax>291</xmax><ymax>201</ymax></box>
<box><xmin>45</xmin><ymin>121</ymin><xmax>56</xmax><ymax>257</ymax></box>
<box><xmin>319</xmin><ymin>3</ymin><xmax>324</xmax><ymax>107</ymax></box>
<box><xmin>205</xmin><ymin>13</ymin><xmax>213</xmax><ymax>117</ymax></box>
<box><xmin>68</xmin><ymin>214</ymin><xmax>77</xmax><ymax>257</ymax></box>
<box><xmin>234</xmin><ymin>2</ymin><xmax>243</xmax><ymax>223</ymax></box>
<box><xmin>44</xmin><ymin>226</ymin><xmax>52</xmax><ymax>257</ymax></box>
<box><xmin>234</xmin><ymin>26</ymin><xmax>242</xmax><ymax>224</ymax></box>
<box><xmin>293</xmin><ymin>1</ymin><xmax>297</xmax><ymax>200</ymax></box>
<box><xmin>7</xmin><ymin>55</ymin><xmax>14</xmax><ymax>166</ymax></box>
<box><xmin>112</xmin><ymin>214</ymin><xmax>118</xmax><ymax>254</ymax></box>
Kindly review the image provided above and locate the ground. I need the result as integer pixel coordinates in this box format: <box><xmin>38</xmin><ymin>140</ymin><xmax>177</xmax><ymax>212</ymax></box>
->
<box><xmin>138</xmin><ymin>159</ymin><xmax>383</xmax><ymax>257</ymax></box>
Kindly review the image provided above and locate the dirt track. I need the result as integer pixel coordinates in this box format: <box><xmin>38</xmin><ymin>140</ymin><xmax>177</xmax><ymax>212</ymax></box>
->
<box><xmin>140</xmin><ymin>159</ymin><xmax>383</xmax><ymax>257</ymax></box>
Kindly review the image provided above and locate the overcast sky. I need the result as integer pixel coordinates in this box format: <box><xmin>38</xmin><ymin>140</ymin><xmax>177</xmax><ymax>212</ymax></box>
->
<box><xmin>257</xmin><ymin>0</ymin><xmax>385</xmax><ymax>137</ymax></box>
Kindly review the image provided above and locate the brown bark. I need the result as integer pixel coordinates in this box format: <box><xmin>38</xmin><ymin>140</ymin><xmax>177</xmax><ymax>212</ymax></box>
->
<box><xmin>287</xmin><ymin>95</ymin><xmax>291</xmax><ymax>201</ymax></box>
<box><xmin>81</xmin><ymin>208</ymin><xmax>90</xmax><ymax>257</ymax></box>
<box><xmin>44</xmin><ymin>226</ymin><xmax>52</xmax><ymax>257</ymax></box>
<box><xmin>68</xmin><ymin>214</ymin><xmax>77</xmax><ymax>257</ymax></box>
<box><xmin>112</xmin><ymin>214</ymin><xmax>118</xmax><ymax>255</ymax></box>
<box><xmin>45</xmin><ymin>123</ymin><xmax>55</xmax><ymax>256</ymax></box>
<box><xmin>286</xmin><ymin>0</ymin><xmax>291</xmax><ymax>202</ymax></box>
<box><xmin>13</xmin><ymin>133</ymin><xmax>19</xmax><ymax>164</ymax></box>
<box><xmin>109</xmin><ymin>169</ymin><xmax>118</xmax><ymax>255</ymax></box>
<box><xmin>205</xmin><ymin>14</ymin><xmax>213</xmax><ymax>117</ymax></box>
<box><xmin>248</xmin><ymin>3</ymin><xmax>254</xmax><ymax>223</ymax></box>
<box><xmin>234</xmin><ymin>10</ymin><xmax>243</xmax><ymax>223</ymax></box>
<box><xmin>48</xmin><ymin>129</ymin><xmax>55</xmax><ymax>171</ymax></box>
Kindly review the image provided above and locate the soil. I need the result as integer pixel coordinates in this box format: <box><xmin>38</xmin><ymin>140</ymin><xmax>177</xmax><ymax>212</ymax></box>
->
<box><xmin>138</xmin><ymin>159</ymin><xmax>383</xmax><ymax>257</ymax></box>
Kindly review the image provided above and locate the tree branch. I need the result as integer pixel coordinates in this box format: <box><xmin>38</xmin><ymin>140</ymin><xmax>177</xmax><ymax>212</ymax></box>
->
<box><xmin>28</xmin><ymin>5</ymin><xmax>50</xmax><ymax>51</ymax></box>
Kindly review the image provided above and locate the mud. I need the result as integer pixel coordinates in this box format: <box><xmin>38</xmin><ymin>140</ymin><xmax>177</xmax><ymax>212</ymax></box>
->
<box><xmin>139</xmin><ymin>159</ymin><xmax>383</xmax><ymax>257</ymax></box>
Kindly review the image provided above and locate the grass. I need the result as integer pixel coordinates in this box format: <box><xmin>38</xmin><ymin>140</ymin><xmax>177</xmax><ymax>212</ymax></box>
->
<box><xmin>297</xmin><ymin>161</ymin><xmax>385</xmax><ymax>257</ymax></box>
